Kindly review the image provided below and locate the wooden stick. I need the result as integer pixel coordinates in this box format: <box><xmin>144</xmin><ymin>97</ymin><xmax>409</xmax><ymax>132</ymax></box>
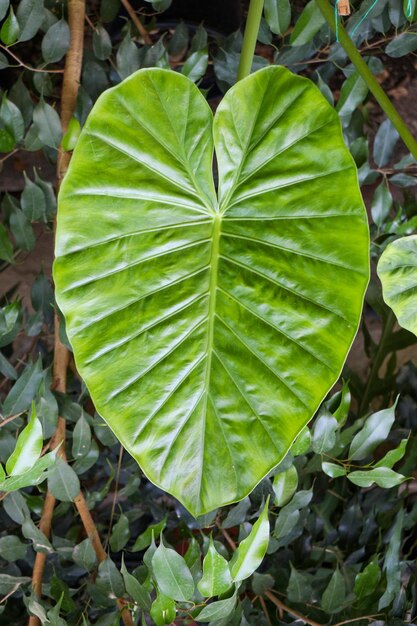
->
<box><xmin>120</xmin><ymin>0</ymin><xmax>152</xmax><ymax>45</ymax></box>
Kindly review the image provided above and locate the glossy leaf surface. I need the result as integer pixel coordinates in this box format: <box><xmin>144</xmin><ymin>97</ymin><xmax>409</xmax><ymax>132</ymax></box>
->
<box><xmin>378</xmin><ymin>235</ymin><xmax>417</xmax><ymax>336</ymax></box>
<box><xmin>54</xmin><ymin>66</ymin><xmax>369</xmax><ymax>515</ymax></box>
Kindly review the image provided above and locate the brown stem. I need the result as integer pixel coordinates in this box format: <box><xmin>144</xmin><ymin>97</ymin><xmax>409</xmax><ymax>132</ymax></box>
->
<box><xmin>120</xmin><ymin>0</ymin><xmax>152</xmax><ymax>45</ymax></box>
<box><xmin>264</xmin><ymin>591</ymin><xmax>324</xmax><ymax>626</ymax></box>
<box><xmin>0</xmin><ymin>43</ymin><xmax>65</xmax><ymax>73</ymax></box>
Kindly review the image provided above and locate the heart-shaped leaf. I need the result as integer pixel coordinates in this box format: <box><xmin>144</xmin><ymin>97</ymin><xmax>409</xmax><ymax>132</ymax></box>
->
<box><xmin>54</xmin><ymin>66</ymin><xmax>369</xmax><ymax>516</ymax></box>
<box><xmin>378</xmin><ymin>235</ymin><xmax>417</xmax><ymax>336</ymax></box>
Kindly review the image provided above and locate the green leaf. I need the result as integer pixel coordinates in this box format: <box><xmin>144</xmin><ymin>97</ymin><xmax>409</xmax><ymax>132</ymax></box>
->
<box><xmin>287</xmin><ymin>563</ymin><xmax>312</xmax><ymax>603</ymax></box>
<box><xmin>312</xmin><ymin>411</ymin><xmax>338</xmax><ymax>454</ymax></box>
<box><xmin>197</xmin><ymin>535</ymin><xmax>232</xmax><ymax>597</ymax></box>
<box><xmin>9</xmin><ymin>208</ymin><xmax>35</xmax><ymax>251</ymax></box>
<box><xmin>322</xmin><ymin>461</ymin><xmax>346</xmax><ymax>478</ymax></box>
<box><xmin>33</xmin><ymin>98</ymin><xmax>62</xmax><ymax>148</ymax></box>
<box><xmin>97</xmin><ymin>557</ymin><xmax>125</xmax><ymax>598</ymax></box>
<box><xmin>16</xmin><ymin>0</ymin><xmax>44</xmax><ymax>42</ymax></box>
<box><xmin>354</xmin><ymin>558</ymin><xmax>381</xmax><ymax>600</ymax></box>
<box><xmin>290</xmin><ymin>0</ymin><xmax>326</xmax><ymax>46</ymax></box>
<box><xmin>1</xmin><ymin>7</ymin><xmax>20</xmax><ymax>45</ymax></box>
<box><xmin>347</xmin><ymin>467</ymin><xmax>407</xmax><ymax>488</ymax></box>
<box><xmin>0</xmin><ymin>535</ymin><xmax>27</xmax><ymax>561</ymax></box>
<box><xmin>73</xmin><ymin>537</ymin><xmax>97</xmax><ymax>571</ymax></box>
<box><xmin>42</xmin><ymin>18</ymin><xmax>70</xmax><ymax>64</ymax></box>
<box><xmin>0</xmin><ymin>223</ymin><xmax>13</xmax><ymax>263</ymax></box>
<box><xmin>348</xmin><ymin>401</ymin><xmax>397</xmax><ymax>460</ymax></box>
<box><xmin>47</xmin><ymin>457</ymin><xmax>81</xmax><ymax>501</ymax></box>
<box><xmin>54</xmin><ymin>66</ymin><xmax>369</xmax><ymax>516</ymax></box>
<box><xmin>182</xmin><ymin>48</ymin><xmax>208</xmax><ymax>83</ymax></box>
<box><xmin>374</xmin><ymin>438</ymin><xmax>408</xmax><ymax>469</ymax></box>
<box><xmin>109</xmin><ymin>513</ymin><xmax>130</xmax><ymax>552</ymax></box>
<box><xmin>62</xmin><ymin>116</ymin><xmax>81</xmax><ymax>151</ymax></box>
<box><xmin>386</xmin><ymin>32</ymin><xmax>417</xmax><ymax>57</ymax></box>
<box><xmin>93</xmin><ymin>24</ymin><xmax>112</xmax><ymax>60</ymax></box>
<box><xmin>321</xmin><ymin>566</ymin><xmax>345</xmax><ymax>613</ymax></box>
<box><xmin>264</xmin><ymin>0</ymin><xmax>291</xmax><ymax>34</ymax></box>
<box><xmin>152</xmin><ymin>539</ymin><xmax>194</xmax><ymax>601</ymax></box>
<box><xmin>290</xmin><ymin>425</ymin><xmax>311</xmax><ymax>456</ymax></box>
<box><xmin>0</xmin><ymin>0</ymin><xmax>9</xmax><ymax>22</ymax></box>
<box><xmin>1</xmin><ymin>95</ymin><xmax>24</xmax><ymax>143</ymax></box>
<box><xmin>21</xmin><ymin>172</ymin><xmax>46</xmax><ymax>221</ymax></box>
<box><xmin>378</xmin><ymin>235</ymin><xmax>417</xmax><ymax>336</ymax></box>
<box><xmin>131</xmin><ymin>517</ymin><xmax>167</xmax><ymax>552</ymax></box>
<box><xmin>272</xmin><ymin>465</ymin><xmax>298</xmax><ymax>506</ymax></box>
<box><xmin>72</xmin><ymin>413</ymin><xmax>91</xmax><ymax>459</ymax></box>
<box><xmin>6</xmin><ymin>404</ymin><xmax>42</xmax><ymax>475</ymax></box>
<box><xmin>121</xmin><ymin>556</ymin><xmax>152</xmax><ymax>610</ymax></box>
<box><xmin>150</xmin><ymin>590</ymin><xmax>176</xmax><ymax>626</ymax></box>
<box><xmin>2</xmin><ymin>358</ymin><xmax>43</xmax><ymax>416</ymax></box>
<box><xmin>230</xmin><ymin>499</ymin><xmax>269</xmax><ymax>581</ymax></box>
<box><xmin>0</xmin><ymin>128</ymin><xmax>15</xmax><ymax>151</ymax></box>
<box><xmin>116</xmin><ymin>27</ymin><xmax>141</xmax><ymax>80</ymax></box>
<box><xmin>336</xmin><ymin>72</ymin><xmax>368</xmax><ymax>119</ymax></box>
<box><xmin>371</xmin><ymin>182</ymin><xmax>392</xmax><ymax>228</ymax></box>
<box><xmin>373</xmin><ymin>119</ymin><xmax>399</xmax><ymax>167</ymax></box>
<box><xmin>0</xmin><ymin>451</ymin><xmax>56</xmax><ymax>491</ymax></box>
<box><xmin>196</xmin><ymin>588</ymin><xmax>237</xmax><ymax>622</ymax></box>
<box><xmin>22</xmin><ymin>516</ymin><xmax>53</xmax><ymax>553</ymax></box>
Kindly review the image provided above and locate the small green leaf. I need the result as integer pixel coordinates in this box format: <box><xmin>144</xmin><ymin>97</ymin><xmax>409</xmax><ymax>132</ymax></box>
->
<box><xmin>131</xmin><ymin>517</ymin><xmax>166</xmax><ymax>552</ymax></box>
<box><xmin>16</xmin><ymin>0</ymin><xmax>44</xmax><ymax>42</ymax></box>
<box><xmin>0</xmin><ymin>0</ymin><xmax>9</xmax><ymax>22</ymax></box>
<box><xmin>121</xmin><ymin>555</ymin><xmax>152</xmax><ymax>610</ymax></box>
<box><xmin>150</xmin><ymin>590</ymin><xmax>176</xmax><ymax>626</ymax></box>
<box><xmin>9</xmin><ymin>209</ymin><xmax>35</xmax><ymax>251</ymax></box>
<box><xmin>33</xmin><ymin>98</ymin><xmax>62</xmax><ymax>149</ymax></box>
<box><xmin>1</xmin><ymin>95</ymin><xmax>24</xmax><ymax>143</ymax></box>
<box><xmin>386</xmin><ymin>32</ymin><xmax>417</xmax><ymax>57</ymax></box>
<box><xmin>264</xmin><ymin>0</ymin><xmax>291</xmax><ymax>34</ymax></box>
<box><xmin>41</xmin><ymin>18</ymin><xmax>70</xmax><ymax>63</ymax></box>
<box><xmin>62</xmin><ymin>116</ymin><xmax>81</xmax><ymax>151</ymax></box>
<box><xmin>116</xmin><ymin>27</ymin><xmax>141</xmax><ymax>80</ymax></box>
<box><xmin>196</xmin><ymin>588</ymin><xmax>237</xmax><ymax>622</ymax></box>
<box><xmin>182</xmin><ymin>48</ymin><xmax>208</xmax><ymax>83</ymax></box>
<box><xmin>290</xmin><ymin>0</ymin><xmax>325</xmax><ymax>46</ymax></box>
<box><xmin>0</xmin><ymin>223</ymin><xmax>13</xmax><ymax>263</ymax></box>
<box><xmin>152</xmin><ymin>539</ymin><xmax>195</xmax><ymax>601</ymax></box>
<box><xmin>230</xmin><ymin>499</ymin><xmax>270</xmax><ymax>582</ymax></box>
<box><xmin>6</xmin><ymin>404</ymin><xmax>42</xmax><ymax>476</ymax></box>
<box><xmin>374</xmin><ymin>438</ymin><xmax>408</xmax><ymax>469</ymax></box>
<box><xmin>1</xmin><ymin>7</ymin><xmax>20</xmax><ymax>45</ymax></box>
<box><xmin>347</xmin><ymin>467</ymin><xmax>406</xmax><ymax>488</ymax></box>
<box><xmin>321</xmin><ymin>567</ymin><xmax>345</xmax><ymax>613</ymax></box>
<box><xmin>312</xmin><ymin>412</ymin><xmax>338</xmax><ymax>454</ymax></box>
<box><xmin>48</xmin><ymin>457</ymin><xmax>80</xmax><ymax>501</ymax></box>
<box><xmin>371</xmin><ymin>182</ymin><xmax>392</xmax><ymax>228</ymax></box>
<box><xmin>72</xmin><ymin>413</ymin><xmax>91</xmax><ymax>459</ymax></box>
<box><xmin>97</xmin><ymin>557</ymin><xmax>125</xmax><ymax>598</ymax></box>
<box><xmin>93</xmin><ymin>24</ymin><xmax>112</xmax><ymax>60</ymax></box>
<box><xmin>21</xmin><ymin>172</ymin><xmax>46</xmax><ymax>221</ymax></box>
<box><xmin>0</xmin><ymin>128</ymin><xmax>15</xmax><ymax>151</ymax></box>
<box><xmin>290</xmin><ymin>426</ymin><xmax>311</xmax><ymax>456</ymax></box>
<box><xmin>287</xmin><ymin>563</ymin><xmax>312</xmax><ymax>603</ymax></box>
<box><xmin>337</xmin><ymin>72</ymin><xmax>368</xmax><ymax>119</ymax></box>
<box><xmin>73</xmin><ymin>537</ymin><xmax>97</xmax><ymax>571</ymax></box>
<box><xmin>373</xmin><ymin>119</ymin><xmax>400</xmax><ymax>167</ymax></box>
<box><xmin>0</xmin><ymin>535</ymin><xmax>27</xmax><ymax>561</ymax></box>
<box><xmin>273</xmin><ymin>465</ymin><xmax>298</xmax><ymax>506</ymax></box>
<box><xmin>109</xmin><ymin>513</ymin><xmax>130</xmax><ymax>552</ymax></box>
<box><xmin>0</xmin><ymin>451</ymin><xmax>56</xmax><ymax>492</ymax></box>
<box><xmin>348</xmin><ymin>401</ymin><xmax>397</xmax><ymax>460</ymax></box>
<box><xmin>198</xmin><ymin>535</ymin><xmax>232</xmax><ymax>597</ymax></box>
<box><xmin>354</xmin><ymin>558</ymin><xmax>381</xmax><ymax>600</ymax></box>
<box><xmin>322</xmin><ymin>461</ymin><xmax>347</xmax><ymax>478</ymax></box>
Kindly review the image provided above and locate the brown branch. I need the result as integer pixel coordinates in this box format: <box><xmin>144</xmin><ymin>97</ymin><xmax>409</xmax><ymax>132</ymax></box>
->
<box><xmin>120</xmin><ymin>0</ymin><xmax>152</xmax><ymax>45</ymax></box>
<box><xmin>265</xmin><ymin>591</ymin><xmax>324</xmax><ymax>626</ymax></box>
<box><xmin>0</xmin><ymin>44</ymin><xmax>65</xmax><ymax>73</ymax></box>
<box><xmin>28</xmin><ymin>2</ymin><xmax>135</xmax><ymax>623</ymax></box>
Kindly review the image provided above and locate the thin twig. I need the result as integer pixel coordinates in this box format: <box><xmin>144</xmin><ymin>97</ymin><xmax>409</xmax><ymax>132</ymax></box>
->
<box><xmin>265</xmin><ymin>591</ymin><xmax>324</xmax><ymax>626</ymax></box>
<box><xmin>104</xmin><ymin>445</ymin><xmax>124</xmax><ymax>550</ymax></box>
<box><xmin>0</xmin><ymin>412</ymin><xmax>23</xmax><ymax>428</ymax></box>
<box><xmin>0</xmin><ymin>44</ymin><xmax>65</xmax><ymax>73</ymax></box>
<box><xmin>120</xmin><ymin>0</ymin><xmax>152</xmax><ymax>44</ymax></box>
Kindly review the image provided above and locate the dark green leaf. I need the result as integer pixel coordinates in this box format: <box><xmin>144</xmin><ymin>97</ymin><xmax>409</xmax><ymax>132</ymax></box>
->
<box><xmin>290</xmin><ymin>0</ymin><xmax>326</xmax><ymax>45</ymax></box>
<box><xmin>348</xmin><ymin>402</ymin><xmax>397</xmax><ymax>460</ymax></box>
<box><xmin>16</xmin><ymin>0</ymin><xmax>44</xmax><ymax>42</ymax></box>
<box><xmin>2</xmin><ymin>358</ymin><xmax>43</xmax><ymax>416</ymax></box>
<box><xmin>121</xmin><ymin>556</ymin><xmax>152</xmax><ymax>610</ymax></box>
<box><xmin>93</xmin><ymin>24</ymin><xmax>112</xmax><ymax>60</ymax></box>
<box><xmin>321</xmin><ymin>567</ymin><xmax>345</xmax><ymax>613</ymax></box>
<box><xmin>373</xmin><ymin>119</ymin><xmax>400</xmax><ymax>167</ymax></box>
<box><xmin>109</xmin><ymin>513</ymin><xmax>130</xmax><ymax>552</ymax></box>
<box><xmin>48</xmin><ymin>457</ymin><xmax>80</xmax><ymax>501</ymax></box>
<box><xmin>33</xmin><ymin>98</ymin><xmax>62</xmax><ymax>148</ymax></box>
<box><xmin>196</xmin><ymin>589</ymin><xmax>237</xmax><ymax>622</ymax></box>
<box><xmin>41</xmin><ymin>18</ymin><xmax>70</xmax><ymax>63</ymax></box>
<box><xmin>152</xmin><ymin>539</ymin><xmax>194</xmax><ymax>601</ymax></box>
<box><xmin>264</xmin><ymin>0</ymin><xmax>291</xmax><ymax>34</ymax></box>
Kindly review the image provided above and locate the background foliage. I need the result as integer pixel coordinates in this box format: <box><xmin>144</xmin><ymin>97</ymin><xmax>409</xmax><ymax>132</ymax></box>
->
<box><xmin>0</xmin><ymin>0</ymin><xmax>417</xmax><ymax>624</ymax></box>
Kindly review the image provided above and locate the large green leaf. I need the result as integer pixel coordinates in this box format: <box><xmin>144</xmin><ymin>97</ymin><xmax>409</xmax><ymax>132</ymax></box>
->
<box><xmin>54</xmin><ymin>66</ymin><xmax>369</xmax><ymax>516</ymax></box>
<box><xmin>378</xmin><ymin>235</ymin><xmax>417</xmax><ymax>336</ymax></box>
